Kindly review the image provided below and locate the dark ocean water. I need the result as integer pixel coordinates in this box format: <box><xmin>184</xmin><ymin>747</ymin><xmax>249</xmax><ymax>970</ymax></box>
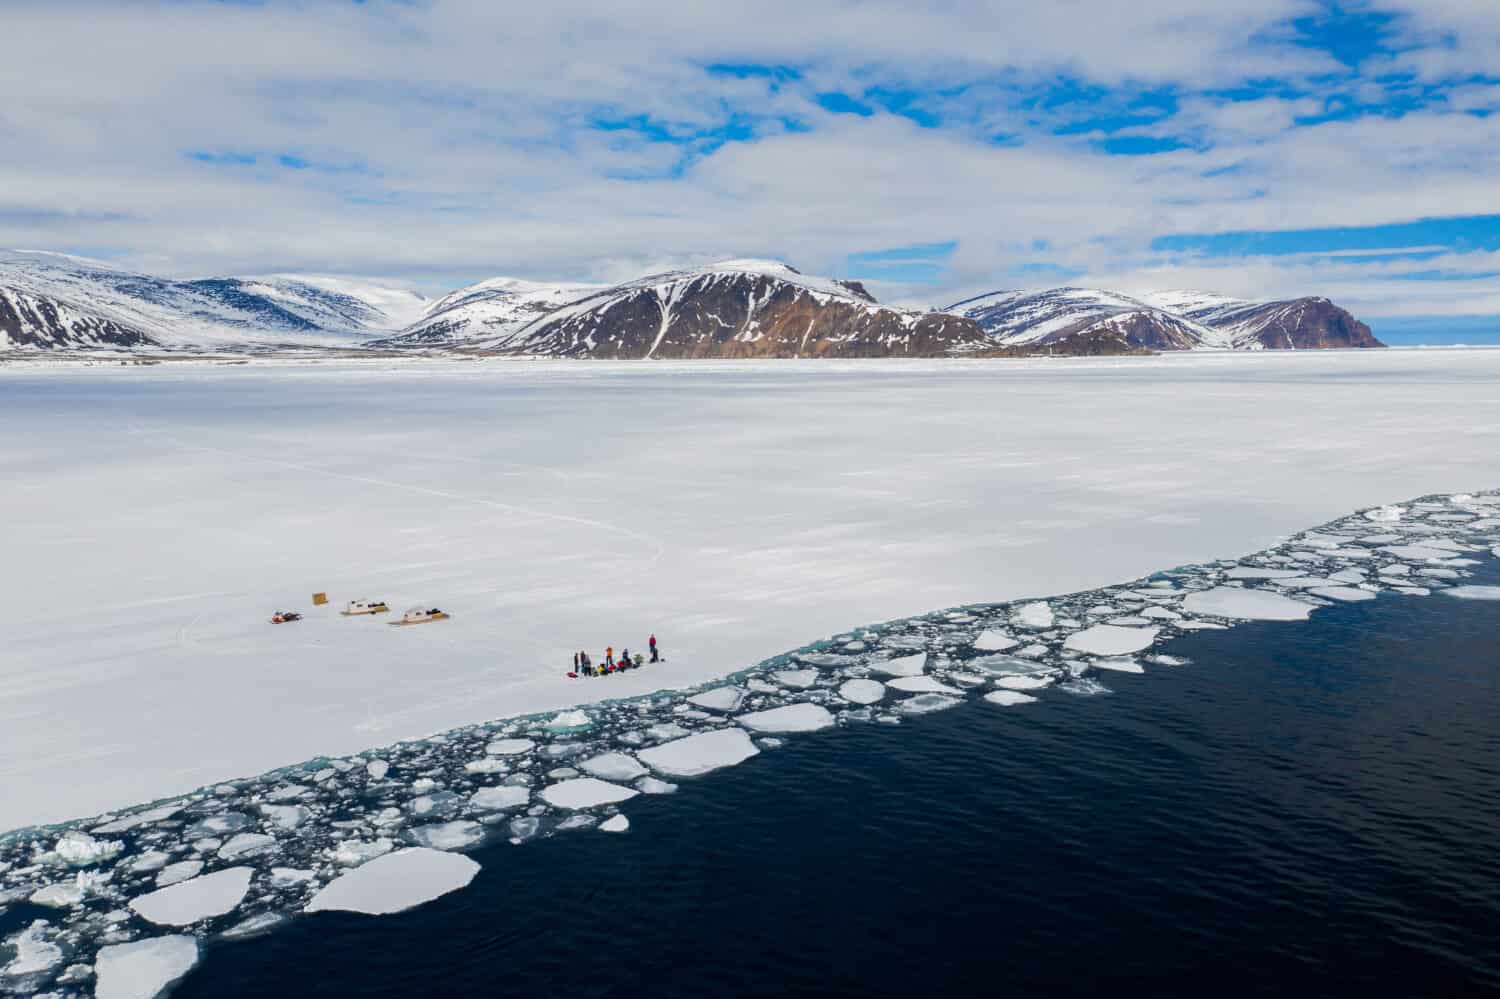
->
<box><xmin>178</xmin><ymin>566</ymin><xmax>1500</xmax><ymax>998</ymax></box>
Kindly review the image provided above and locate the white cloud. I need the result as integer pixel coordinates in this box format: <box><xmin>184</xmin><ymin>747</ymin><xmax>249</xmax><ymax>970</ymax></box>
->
<box><xmin>0</xmin><ymin>0</ymin><xmax>1495</xmax><ymax>316</ymax></box>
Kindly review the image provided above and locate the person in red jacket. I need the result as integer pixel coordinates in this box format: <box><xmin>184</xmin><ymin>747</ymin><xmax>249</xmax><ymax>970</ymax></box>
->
<box><xmin>648</xmin><ymin>634</ymin><xmax>659</xmax><ymax>663</ymax></box>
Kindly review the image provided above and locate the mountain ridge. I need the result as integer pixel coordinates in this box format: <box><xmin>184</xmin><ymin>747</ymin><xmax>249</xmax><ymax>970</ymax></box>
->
<box><xmin>0</xmin><ymin>250</ymin><xmax>1382</xmax><ymax>356</ymax></box>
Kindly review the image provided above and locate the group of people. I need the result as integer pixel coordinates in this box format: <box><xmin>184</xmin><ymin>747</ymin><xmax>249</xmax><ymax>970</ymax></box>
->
<box><xmin>572</xmin><ymin>634</ymin><xmax>661</xmax><ymax>677</ymax></box>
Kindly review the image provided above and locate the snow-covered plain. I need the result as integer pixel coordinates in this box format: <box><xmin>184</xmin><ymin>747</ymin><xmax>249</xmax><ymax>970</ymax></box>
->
<box><xmin>2</xmin><ymin>350</ymin><xmax>1500</xmax><ymax>831</ymax></box>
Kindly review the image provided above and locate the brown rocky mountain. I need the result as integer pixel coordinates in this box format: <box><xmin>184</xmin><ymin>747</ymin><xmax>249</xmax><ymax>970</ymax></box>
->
<box><xmin>481</xmin><ymin>260</ymin><xmax>991</xmax><ymax>358</ymax></box>
<box><xmin>951</xmin><ymin>286</ymin><xmax>1383</xmax><ymax>351</ymax></box>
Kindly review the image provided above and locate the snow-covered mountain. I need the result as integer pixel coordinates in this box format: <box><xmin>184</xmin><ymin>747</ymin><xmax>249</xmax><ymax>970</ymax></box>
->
<box><xmin>1133</xmin><ymin>290</ymin><xmax>1383</xmax><ymax>349</ymax></box>
<box><xmin>372</xmin><ymin>277</ymin><xmax>606</xmax><ymax>347</ymax></box>
<box><xmin>448</xmin><ymin>259</ymin><xmax>989</xmax><ymax>358</ymax></box>
<box><xmin>0</xmin><ymin>251</ymin><xmax>426</xmax><ymax>351</ymax></box>
<box><xmin>1</xmin><ymin>249</ymin><xmax>1382</xmax><ymax>357</ymax></box>
<box><xmin>949</xmin><ymin>286</ymin><xmax>1383</xmax><ymax>351</ymax></box>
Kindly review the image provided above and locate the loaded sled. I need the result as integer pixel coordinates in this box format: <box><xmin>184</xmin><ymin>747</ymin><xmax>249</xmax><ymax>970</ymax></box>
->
<box><xmin>390</xmin><ymin>607</ymin><xmax>450</xmax><ymax>627</ymax></box>
<box><xmin>269</xmin><ymin>611</ymin><xmax>302</xmax><ymax>624</ymax></box>
<box><xmin>341</xmin><ymin>599</ymin><xmax>390</xmax><ymax>616</ymax></box>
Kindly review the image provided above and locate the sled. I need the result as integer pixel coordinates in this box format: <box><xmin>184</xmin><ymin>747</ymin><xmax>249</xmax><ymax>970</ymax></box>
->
<box><xmin>269</xmin><ymin>612</ymin><xmax>302</xmax><ymax>624</ymax></box>
<box><xmin>341</xmin><ymin>600</ymin><xmax>390</xmax><ymax>616</ymax></box>
<box><xmin>567</xmin><ymin>671</ymin><xmax>579</xmax><ymax>679</ymax></box>
<box><xmin>390</xmin><ymin>607</ymin><xmax>450</xmax><ymax>626</ymax></box>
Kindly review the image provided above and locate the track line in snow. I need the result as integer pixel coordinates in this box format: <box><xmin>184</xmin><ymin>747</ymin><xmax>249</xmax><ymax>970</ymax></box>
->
<box><xmin>122</xmin><ymin>423</ymin><xmax>667</xmax><ymax>568</ymax></box>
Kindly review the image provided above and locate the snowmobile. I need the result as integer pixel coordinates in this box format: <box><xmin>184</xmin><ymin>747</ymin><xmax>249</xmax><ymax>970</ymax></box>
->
<box><xmin>390</xmin><ymin>607</ymin><xmax>450</xmax><ymax>626</ymax></box>
<box><xmin>341</xmin><ymin>599</ymin><xmax>390</xmax><ymax>616</ymax></box>
<box><xmin>269</xmin><ymin>611</ymin><xmax>302</xmax><ymax>624</ymax></box>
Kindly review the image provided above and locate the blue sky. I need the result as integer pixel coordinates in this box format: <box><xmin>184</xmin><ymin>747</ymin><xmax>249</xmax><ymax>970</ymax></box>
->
<box><xmin>2</xmin><ymin>0</ymin><xmax>1498</xmax><ymax>339</ymax></box>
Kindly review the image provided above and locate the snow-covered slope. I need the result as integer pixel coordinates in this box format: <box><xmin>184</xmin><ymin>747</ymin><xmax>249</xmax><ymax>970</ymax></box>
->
<box><xmin>0</xmin><ymin>285</ymin><xmax>155</xmax><ymax>349</ymax></box>
<box><xmin>487</xmin><ymin>259</ymin><xmax>988</xmax><ymax>358</ymax></box>
<box><xmin>950</xmin><ymin>285</ymin><xmax>1382</xmax><ymax>351</ymax></box>
<box><xmin>947</xmin><ymin>287</ymin><xmax>1218</xmax><ymax>351</ymax></box>
<box><xmin>1133</xmin><ymin>290</ymin><xmax>1383</xmax><ymax>350</ymax></box>
<box><xmin>375</xmin><ymin>277</ymin><xmax>605</xmax><ymax>347</ymax></box>
<box><xmin>0</xmin><ymin>251</ymin><xmax>426</xmax><ymax>351</ymax></box>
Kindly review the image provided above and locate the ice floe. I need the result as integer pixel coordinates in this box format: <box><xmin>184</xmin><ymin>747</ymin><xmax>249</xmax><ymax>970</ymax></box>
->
<box><xmin>486</xmin><ymin>738</ymin><xmax>536</xmax><ymax>756</ymax></box>
<box><xmin>599</xmin><ymin>815</ymin><xmax>630</xmax><ymax>833</ymax></box>
<box><xmin>1181</xmin><ymin>587</ymin><xmax>1314</xmax><ymax>621</ymax></box>
<box><xmin>984</xmin><ymin>690</ymin><xmax>1039</xmax><ymax>707</ymax></box>
<box><xmin>1091</xmin><ymin>658</ymin><xmax>1145</xmax><ymax>674</ymax></box>
<box><xmin>155</xmin><ymin>860</ymin><xmax>203</xmax><ymax>888</ymax></box>
<box><xmin>53</xmin><ymin>829</ymin><xmax>122</xmax><ymax>866</ymax></box>
<box><xmin>973</xmin><ymin>629</ymin><xmax>1017</xmax><ymax>651</ymax></box>
<box><xmin>1443</xmin><ymin>585</ymin><xmax>1500</xmax><ymax>600</ymax></box>
<box><xmin>408</xmin><ymin>821</ymin><xmax>485</xmax><ymax>850</ymax></box>
<box><xmin>1011</xmin><ymin>601</ymin><xmax>1054</xmax><ymax>629</ymax></box>
<box><xmin>3</xmin><ymin>921</ymin><xmax>63</xmax><ymax>978</ymax></box>
<box><xmin>1308</xmin><ymin>586</ymin><xmax>1376</xmax><ymax>602</ymax></box>
<box><xmin>540</xmin><ymin>778</ymin><xmax>638</xmax><ymax>809</ymax></box>
<box><xmin>1226</xmin><ymin>567</ymin><xmax>1303</xmax><ymax>579</ymax></box>
<box><xmin>306</xmin><ymin>848</ymin><xmax>479</xmax><ymax>915</ymax></box>
<box><xmin>637</xmin><ymin>728</ymin><xmax>760</xmax><ymax>777</ymax></box>
<box><xmin>579</xmin><ymin>752</ymin><xmax>648</xmax><ymax>781</ymax></box>
<box><xmin>736</xmin><ymin>703</ymin><xmax>837</xmax><ymax>733</ymax></box>
<box><xmin>469</xmin><ymin>786</ymin><xmax>530</xmax><ymax>814</ymax></box>
<box><xmin>896</xmin><ymin>694</ymin><xmax>963</xmax><ymax>715</ymax></box>
<box><xmin>128</xmin><ymin>867</ymin><xmax>252</xmax><ymax>926</ymax></box>
<box><xmin>869</xmin><ymin>653</ymin><xmax>927</xmax><ymax>677</ymax></box>
<box><xmin>94</xmin><ymin>936</ymin><xmax>200</xmax><ymax>999</ymax></box>
<box><xmin>992</xmin><ymin>674</ymin><xmax>1052</xmax><ymax>691</ymax></box>
<box><xmin>218</xmin><ymin>832</ymin><xmax>277</xmax><ymax>860</ymax></box>
<box><xmin>886</xmin><ymin>676</ymin><xmax>964</xmax><ymax>695</ymax></box>
<box><xmin>687</xmin><ymin>687</ymin><xmax>745</xmax><ymax>712</ymax></box>
<box><xmin>1063</xmin><ymin>625</ymin><xmax>1159</xmax><ymax>656</ymax></box>
<box><xmin>839</xmin><ymin>678</ymin><xmax>886</xmax><ymax>704</ymax></box>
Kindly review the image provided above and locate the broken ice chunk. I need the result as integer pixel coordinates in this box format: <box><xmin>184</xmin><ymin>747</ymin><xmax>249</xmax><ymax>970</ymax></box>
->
<box><xmin>128</xmin><ymin>867</ymin><xmax>253</xmax><ymax>927</ymax></box>
<box><xmin>735</xmin><ymin>703</ymin><xmax>836</xmax><ymax>733</ymax></box>
<box><xmin>540</xmin><ymin>778</ymin><xmax>639</xmax><ymax>810</ymax></box>
<box><xmin>306</xmin><ymin>849</ymin><xmax>479</xmax><ymax>916</ymax></box>
<box><xmin>1062</xmin><ymin>625</ymin><xmax>1158</xmax><ymax>656</ymax></box>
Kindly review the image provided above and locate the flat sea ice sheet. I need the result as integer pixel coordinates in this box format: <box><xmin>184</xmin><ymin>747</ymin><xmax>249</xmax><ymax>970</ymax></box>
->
<box><xmin>984</xmin><ymin>690</ymin><xmax>1039</xmax><ymax>707</ymax></box>
<box><xmin>869</xmin><ymin>653</ymin><xmax>927</xmax><ymax>677</ymax></box>
<box><xmin>637</xmin><ymin>728</ymin><xmax>760</xmax><ymax>777</ymax></box>
<box><xmin>1443</xmin><ymin>585</ymin><xmax>1500</xmax><ymax>600</ymax></box>
<box><xmin>127</xmin><ymin>867</ymin><xmax>253</xmax><ymax>926</ymax></box>
<box><xmin>94</xmin><ymin>935</ymin><xmax>200</xmax><ymax>999</ymax></box>
<box><xmin>1063</xmin><ymin>625</ymin><xmax>1159</xmax><ymax>656</ymax></box>
<box><xmin>579</xmin><ymin>752</ymin><xmax>648</xmax><ymax>781</ymax></box>
<box><xmin>305</xmin><ymin>848</ymin><xmax>479</xmax><ymax>915</ymax></box>
<box><xmin>1181</xmin><ymin>587</ymin><xmax>1314</xmax><ymax>621</ymax></box>
<box><xmin>539</xmin><ymin>778</ymin><xmax>638</xmax><ymax>810</ymax></box>
<box><xmin>839</xmin><ymin>678</ymin><xmax>886</xmax><ymax>704</ymax></box>
<box><xmin>4</xmin><ymin>353</ymin><xmax>1500</xmax><ymax>831</ymax></box>
<box><xmin>735</xmin><ymin>703</ymin><xmax>836</xmax><ymax>733</ymax></box>
<box><xmin>973</xmin><ymin>629</ymin><xmax>1017</xmax><ymax>651</ymax></box>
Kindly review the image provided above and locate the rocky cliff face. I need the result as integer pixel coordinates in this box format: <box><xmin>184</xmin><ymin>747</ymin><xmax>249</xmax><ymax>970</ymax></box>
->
<box><xmin>1134</xmin><ymin>290</ymin><xmax>1384</xmax><ymax>349</ymax></box>
<box><xmin>494</xmin><ymin>261</ymin><xmax>991</xmax><ymax>358</ymax></box>
<box><xmin>949</xmin><ymin>287</ymin><xmax>1213</xmax><ymax>351</ymax></box>
<box><xmin>0</xmin><ymin>286</ymin><xmax>155</xmax><ymax>349</ymax></box>
<box><xmin>0</xmin><ymin>250</ymin><xmax>426</xmax><ymax>351</ymax></box>
<box><xmin>954</xmin><ymin>286</ymin><xmax>1384</xmax><ymax>351</ymax></box>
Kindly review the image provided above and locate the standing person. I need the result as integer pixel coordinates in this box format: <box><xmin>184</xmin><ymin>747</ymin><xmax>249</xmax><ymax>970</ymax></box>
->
<box><xmin>573</xmin><ymin>652</ymin><xmax>580</xmax><ymax>674</ymax></box>
<box><xmin>649</xmin><ymin>634</ymin><xmax>659</xmax><ymax>663</ymax></box>
<box><xmin>621</xmin><ymin>648</ymin><xmax>631</xmax><ymax>670</ymax></box>
<box><xmin>581</xmin><ymin>651</ymin><xmax>592</xmax><ymax>676</ymax></box>
<box><xmin>606</xmin><ymin>646</ymin><xmax>614</xmax><ymax>668</ymax></box>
